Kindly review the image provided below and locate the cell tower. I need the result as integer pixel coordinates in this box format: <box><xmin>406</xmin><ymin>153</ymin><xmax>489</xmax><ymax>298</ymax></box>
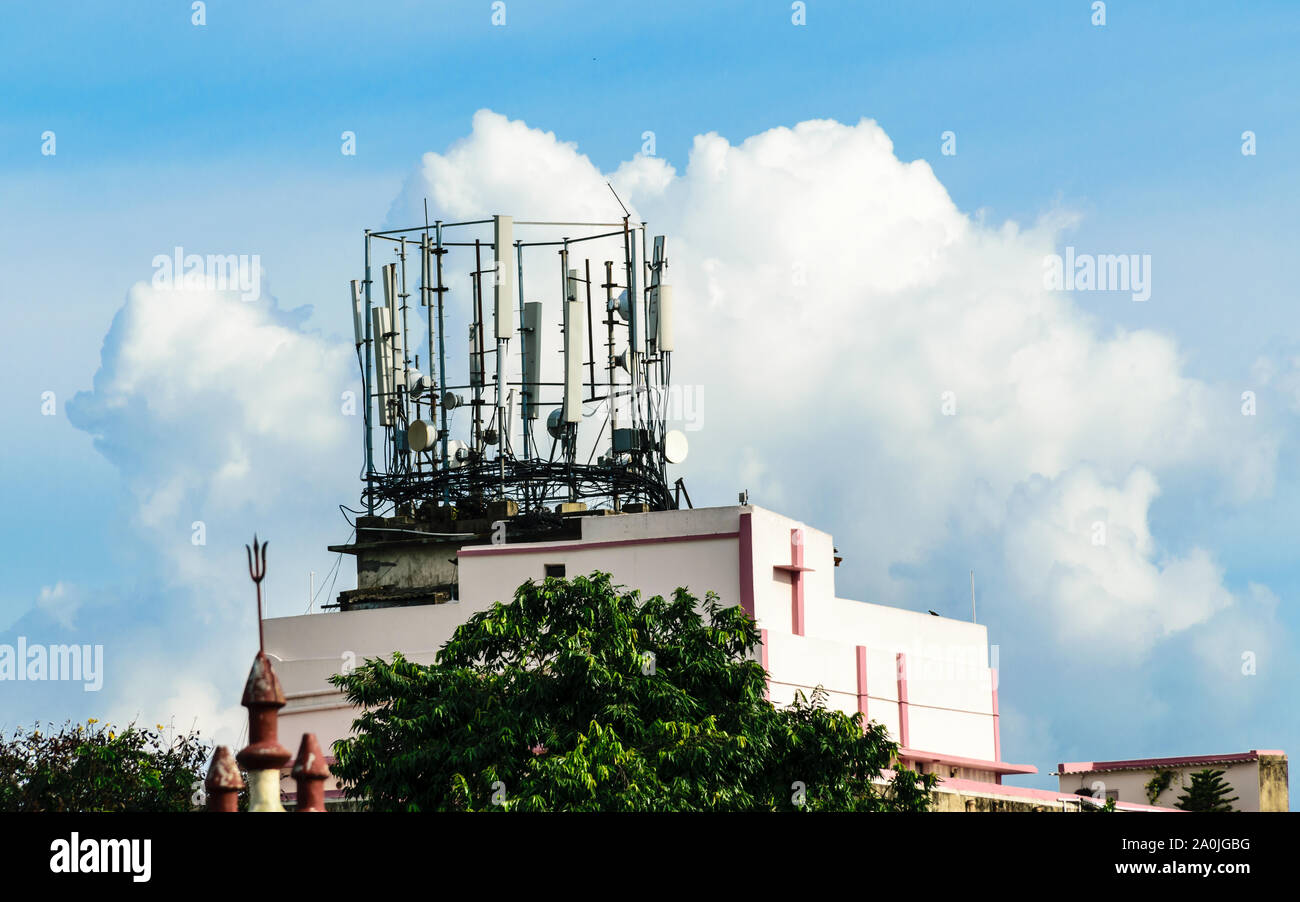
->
<box><xmin>348</xmin><ymin>208</ymin><xmax>690</xmax><ymax>522</ymax></box>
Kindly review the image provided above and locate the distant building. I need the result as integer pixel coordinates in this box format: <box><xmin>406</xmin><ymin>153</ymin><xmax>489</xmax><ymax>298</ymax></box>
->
<box><xmin>1057</xmin><ymin>751</ymin><xmax>1289</xmax><ymax>811</ymax></box>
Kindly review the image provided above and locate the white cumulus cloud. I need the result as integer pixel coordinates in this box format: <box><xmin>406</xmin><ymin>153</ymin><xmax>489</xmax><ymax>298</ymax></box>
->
<box><xmin>64</xmin><ymin>109</ymin><xmax>1286</xmax><ymax>748</ymax></box>
<box><xmin>393</xmin><ymin>110</ymin><xmax>1276</xmax><ymax>655</ymax></box>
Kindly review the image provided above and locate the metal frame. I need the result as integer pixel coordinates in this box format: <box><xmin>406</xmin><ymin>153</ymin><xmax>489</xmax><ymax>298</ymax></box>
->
<box><xmin>354</xmin><ymin>214</ymin><xmax>679</xmax><ymax>518</ymax></box>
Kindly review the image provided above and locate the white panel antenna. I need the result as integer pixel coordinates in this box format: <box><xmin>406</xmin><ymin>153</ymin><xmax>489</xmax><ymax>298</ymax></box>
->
<box><xmin>349</xmin><ymin>279</ymin><xmax>364</xmax><ymax>347</ymax></box>
<box><xmin>371</xmin><ymin>306</ymin><xmax>395</xmax><ymax>426</ymax></box>
<box><xmin>522</xmin><ymin>301</ymin><xmax>542</xmax><ymax>420</ymax></box>
<box><xmin>493</xmin><ymin>215</ymin><xmax>514</xmax><ymax>339</ymax></box>
<box><xmin>381</xmin><ymin>263</ymin><xmax>406</xmax><ymax>406</ymax></box>
<box><xmin>655</xmin><ymin>285</ymin><xmax>674</xmax><ymax>352</ymax></box>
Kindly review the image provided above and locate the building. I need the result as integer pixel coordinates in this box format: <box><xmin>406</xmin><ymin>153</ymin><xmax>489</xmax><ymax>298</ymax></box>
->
<box><xmin>1057</xmin><ymin>751</ymin><xmax>1290</xmax><ymax>812</ymax></box>
<box><xmin>264</xmin><ymin>500</ymin><xmax>1043</xmax><ymax>805</ymax></box>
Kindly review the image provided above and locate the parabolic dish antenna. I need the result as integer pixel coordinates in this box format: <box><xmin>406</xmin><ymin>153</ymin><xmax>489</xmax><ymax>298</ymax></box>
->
<box><xmin>663</xmin><ymin>429</ymin><xmax>689</xmax><ymax>464</ymax></box>
<box><xmin>407</xmin><ymin>420</ymin><xmax>435</xmax><ymax>453</ymax></box>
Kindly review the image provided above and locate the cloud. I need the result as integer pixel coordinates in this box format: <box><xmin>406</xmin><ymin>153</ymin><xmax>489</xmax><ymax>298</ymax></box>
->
<box><xmin>58</xmin><ymin>281</ymin><xmax>361</xmax><ymax>742</ymax></box>
<box><xmin>68</xmin><ymin>284</ymin><xmax>356</xmax><ymax>535</ymax></box>
<box><xmin>36</xmin><ymin>582</ymin><xmax>79</xmax><ymax>630</ymax></box>
<box><xmin>1184</xmin><ymin>582</ymin><xmax>1282</xmax><ymax>696</ymax></box>
<box><xmin>1003</xmin><ymin>465</ymin><xmax>1232</xmax><ymax>652</ymax></box>
<box><xmin>398</xmin><ymin>111</ymin><xmax>1276</xmax><ymax>656</ymax></box>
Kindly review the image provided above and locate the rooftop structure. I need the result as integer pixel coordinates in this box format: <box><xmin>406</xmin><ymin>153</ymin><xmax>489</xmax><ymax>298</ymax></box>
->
<box><xmin>1057</xmin><ymin>750</ymin><xmax>1289</xmax><ymax>811</ymax></box>
<box><xmin>267</xmin><ymin>503</ymin><xmax>1044</xmax><ymax>805</ymax></box>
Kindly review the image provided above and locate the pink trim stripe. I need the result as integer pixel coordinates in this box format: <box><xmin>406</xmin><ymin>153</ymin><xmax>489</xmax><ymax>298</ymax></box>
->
<box><xmin>855</xmin><ymin>645</ymin><xmax>868</xmax><ymax>723</ymax></box>
<box><xmin>1058</xmin><ymin>750</ymin><xmax>1275</xmax><ymax>774</ymax></box>
<box><xmin>459</xmin><ymin>529</ymin><xmax>740</xmax><ymax>557</ymax></box>
<box><xmin>896</xmin><ymin>652</ymin><xmax>909</xmax><ymax>748</ymax></box>
<box><xmin>932</xmin><ymin>777</ymin><xmax>1183</xmax><ymax>812</ymax></box>
<box><xmin>738</xmin><ymin>513</ymin><xmax>755</xmax><ymax>619</ymax></box>
<box><xmin>991</xmin><ymin>666</ymin><xmax>1001</xmax><ymax>768</ymax></box>
<box><xmin>898</xmin><ymin>748</ymin><xmax>1037</xmax><ymax>776</ymax></box>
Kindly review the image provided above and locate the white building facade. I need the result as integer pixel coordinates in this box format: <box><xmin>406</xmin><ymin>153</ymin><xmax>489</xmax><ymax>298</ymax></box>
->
<box><xmin>265</xmin><ymin>503</ymin><xmax>1040</xmax><ymax>801</ymax></box>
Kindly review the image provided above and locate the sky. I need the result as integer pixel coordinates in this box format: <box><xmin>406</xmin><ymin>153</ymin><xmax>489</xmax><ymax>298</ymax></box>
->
<box><xmin>2</xmin><ymin>1</ymin><xmax>1298</xmax><ymax>800</ymax></box>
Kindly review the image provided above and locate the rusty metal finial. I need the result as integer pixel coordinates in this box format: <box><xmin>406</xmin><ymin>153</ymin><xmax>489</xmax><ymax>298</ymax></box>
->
<box><xmin>291</xmin><ymin>733</ymin><xmax>331</xmax><ymax>812</ymax></box>
<box><xmin>205</xmin><ymin>745</ymin><xmax>244</xmax><ymax>812</ymax></box>
<box><xmin>246</xmin><ymin>534</ymin><xmax>268</xmax><ymax>653</ymax></box>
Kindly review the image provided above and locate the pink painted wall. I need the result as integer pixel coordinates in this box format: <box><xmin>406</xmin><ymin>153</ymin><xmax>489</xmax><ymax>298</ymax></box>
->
<box><xmin>267</xmin><ymin>504</ymin><xmax>1008</xmax><ymax>771</ymax></box>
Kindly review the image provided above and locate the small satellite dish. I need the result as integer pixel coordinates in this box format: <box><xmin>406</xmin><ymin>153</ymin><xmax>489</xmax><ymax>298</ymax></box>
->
<box><xmin>483</xmin><ymin>427</ymin><xmax>499</xmax><ymax>445</ymax></box>
<box><xmin>407</xmin><ymin>371</ymin><xmax>429</xmax><ymax>398</ymax></box>
<box><xmin>546</xmin><ymin>408</ymin><xmax>565</xmax><ymax>439</ymax></box>
<box><xmin>408</xmin><ymin>420</ymin><xmax>435</xmax><ymax>452</ymax></box>
<box><xmin>443</xmin><ymin>391</ymin><xmax>465</xmax><ymax>410</ymax></box>
<box><xmin>615</xmin><ymin>348</ymin><xmax>630</xmax><ymax>372</ymax></box>
<box><xmin>613</xmin><ymin>289</ymin><xmax>630</xmax><ymax>321</ymax></box>
<box><xmin>663</xmin><ymin>429</ymin><xmax>688</xmax><ymax>464</ymax></box>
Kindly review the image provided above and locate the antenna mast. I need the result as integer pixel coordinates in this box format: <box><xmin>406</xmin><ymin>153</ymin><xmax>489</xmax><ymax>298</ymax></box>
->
<box><xmin>348</xmin><ymin>211</ymin><xmax>691</xmax><ymax>519</ymax></box>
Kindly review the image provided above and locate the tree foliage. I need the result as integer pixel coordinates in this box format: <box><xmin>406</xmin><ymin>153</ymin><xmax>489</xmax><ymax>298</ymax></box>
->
<box><xmin>1175</xmin><ymin>768</ymin><xmax>1239</xmax><ymax>812</ymax></box>
<box><xmin>0</xmin><ymin>720</ymin><xmax>209</xmax><ymax>812</ymax></box>
<box><xmin>330</xmin><ymin>572</ymin><xmax>936</xmax><ymax>811</ymax></box>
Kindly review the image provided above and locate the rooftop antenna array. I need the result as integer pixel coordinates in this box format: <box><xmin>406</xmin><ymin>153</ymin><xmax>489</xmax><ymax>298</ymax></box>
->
<box><xmin>350</xmin><ymin>206</ymin><xmax>689</xmax><ymax>519</ymax></box>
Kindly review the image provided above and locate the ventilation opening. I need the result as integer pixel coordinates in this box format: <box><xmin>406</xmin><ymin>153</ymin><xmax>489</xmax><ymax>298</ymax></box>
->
<box><xmin>545</xmin><ymin>563</ymin><xmax>566</xmax><ymax>579</ymax></box>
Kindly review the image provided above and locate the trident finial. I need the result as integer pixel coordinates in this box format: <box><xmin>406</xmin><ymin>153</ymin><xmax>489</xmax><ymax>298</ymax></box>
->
<box><xmin>246</xmin><ymin>534</ymin><xmax>268</xmax><ymax>653</ymax></box>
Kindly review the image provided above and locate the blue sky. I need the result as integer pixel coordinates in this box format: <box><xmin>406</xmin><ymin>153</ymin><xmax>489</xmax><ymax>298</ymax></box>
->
<box><xmin>3</xmin><ymin>1</ymin><xmax>1298</xmax><ymax>799</ymax></box>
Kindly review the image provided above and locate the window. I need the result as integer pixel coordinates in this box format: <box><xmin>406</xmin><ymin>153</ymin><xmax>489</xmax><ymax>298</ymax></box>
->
<box><xmin>545</xmin><ymin>563</ymin><xmax>566</xmax><ymax>579</ymax></box>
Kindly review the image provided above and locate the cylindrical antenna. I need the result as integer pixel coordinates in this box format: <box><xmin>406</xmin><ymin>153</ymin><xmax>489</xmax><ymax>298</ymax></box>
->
<box><xmin>421</xmin><ymin>232</ymin><xmax>438</xmax><ymax>464</ymax></box>
<box><xmin>399</xmin><ymin>237</ymin><xmax>411</xmax><ymax>431</ymax></box>
<box><xmin>584</xmin><ymin>258</ymin><xmax>596</xmax><ymax>397</ymax></box>
<box><xmin>473</xmin><ymin>239</ymin><xmax>486</xmax><ymax>450</ymax></box>
<box><xmin>622</xmin><ymin>217</ymin><xmax>639</xmax><ymax>430</ymax></box>
<box><xmin>603</xmin><ymin>260</ymin><xmax>617</xmax><ymax>436</ymax></box>
<box><xmin>434</xmin><ymin>222</ymin><xmax>449</xmax><ymax>495</ymax></box>
<box><xmin>562</xmin><ymin>250</ymin><xmax>584</xmax><ymax>427</ymax></box>
<box><xmin>517</xmin><ymin>240</ymin><xmax>530</xmax><ymax>458</ymax></box>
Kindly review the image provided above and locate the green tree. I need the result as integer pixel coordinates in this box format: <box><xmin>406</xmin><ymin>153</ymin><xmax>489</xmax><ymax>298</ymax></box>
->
<box><xmin>1175</xmin><ymin>769</ymin><xmax>1239</xmax><ymax>812</ymax></box>
<box><xmin>0</xmin><ymin>720</ymin><xmax>210</xmax><ymax>812</ymax></box>
<box><xmin>330</xmin><ymin>572</ymin><xmax>936</xmax><ymax>811</ymax></box>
